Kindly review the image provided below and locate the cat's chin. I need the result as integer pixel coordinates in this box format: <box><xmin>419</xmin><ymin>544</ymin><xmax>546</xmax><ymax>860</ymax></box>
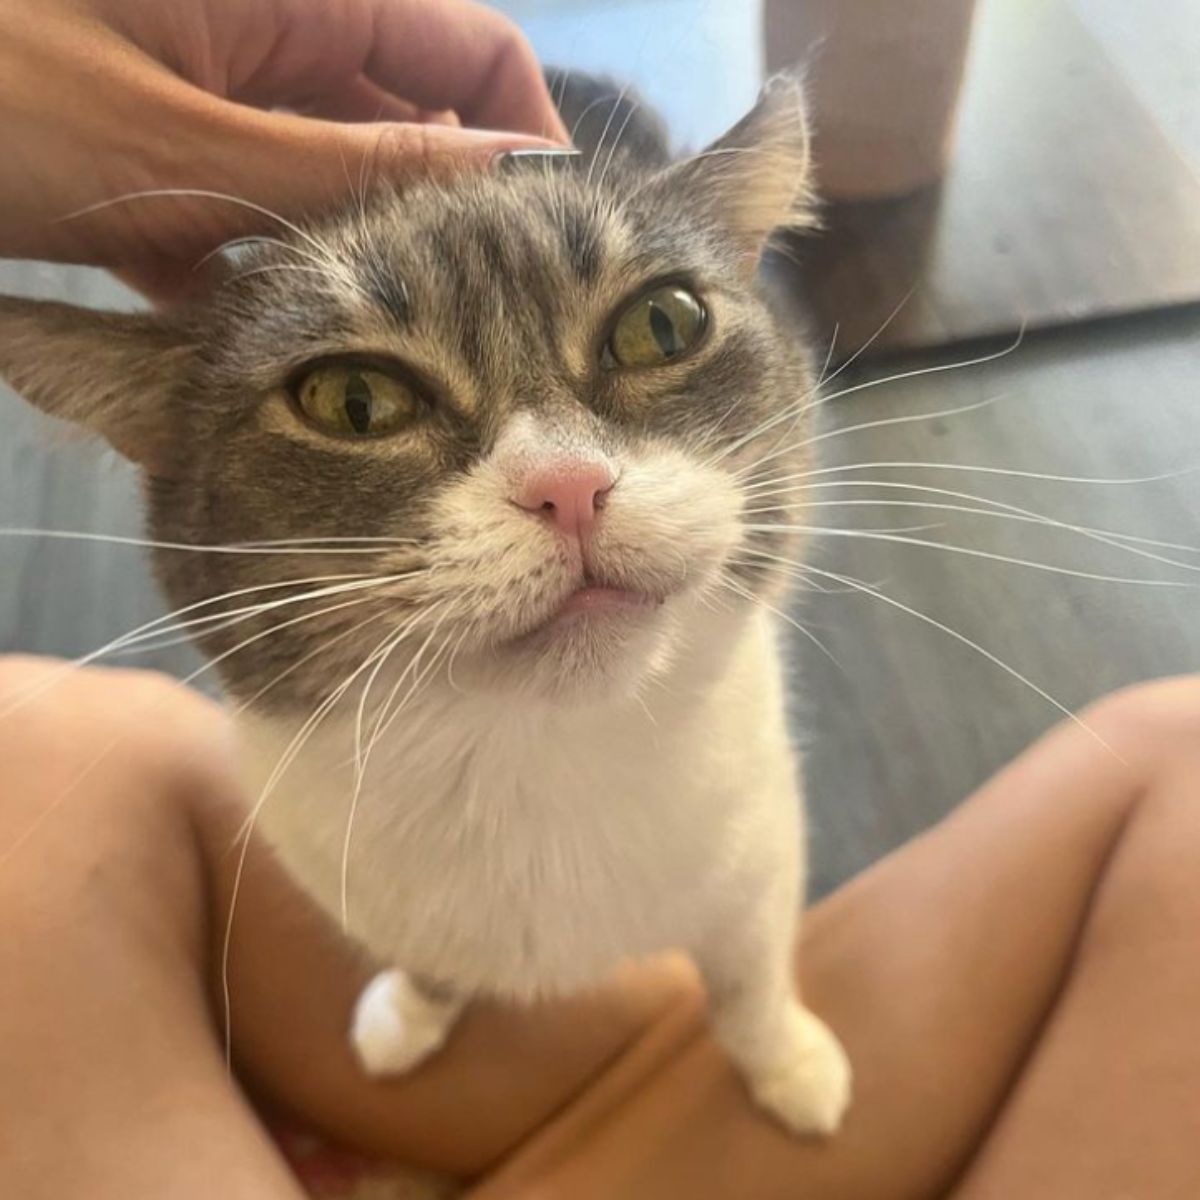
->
<box><xmin>456</xmin><ymin>596</ymin><xmax>680</xmax><ymax>705</ymax></box>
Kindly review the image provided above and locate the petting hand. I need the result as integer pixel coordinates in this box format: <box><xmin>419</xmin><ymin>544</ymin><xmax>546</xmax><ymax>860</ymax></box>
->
<box><xmin>0</xmin><ymin>0</ymin><xmax>567</xmax><ymax>293</ymax></box>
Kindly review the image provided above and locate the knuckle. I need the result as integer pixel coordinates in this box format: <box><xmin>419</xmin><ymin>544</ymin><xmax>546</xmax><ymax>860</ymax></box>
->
<box><xmin>493</xmin><ymin>27</ymin><xmax>543</xmax><ymax>103</ymax></box>
<box><xmin>0</xmin><ymin>657</ymin><xmax>213</xmax><ymax>751</ymax></box>
<box><xmin>369</xmin><ymin>122</ymin><xmax>468</xmax><ymax>187</ymax></box>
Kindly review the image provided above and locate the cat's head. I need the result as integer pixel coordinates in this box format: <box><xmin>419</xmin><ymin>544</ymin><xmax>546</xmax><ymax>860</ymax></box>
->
<box><xmin>0</xmin><ymin>77</ymin><xmax>817</xmax><ymax>710</ymax></box>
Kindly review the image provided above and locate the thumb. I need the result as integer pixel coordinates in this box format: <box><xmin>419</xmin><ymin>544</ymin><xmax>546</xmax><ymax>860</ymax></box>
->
<box><xmin>225</xmin><ymin>103</ymin><xmax>563</xmax><ymax>196</ymax></box>
<box><xmin>121</xmin><ymin>104</ymin><xmax>568</xmax><ymax>303</ymax></box>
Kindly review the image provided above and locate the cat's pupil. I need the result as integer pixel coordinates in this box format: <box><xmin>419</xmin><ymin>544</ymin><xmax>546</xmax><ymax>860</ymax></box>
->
<box><xmin>343</xmin><ymin>372</ymin><xmax>373</xmax><ymax>434</ymax></box>
<box><xmin>648</xmin><ymin>302</ymin><xmax>681</xmax><ymax>358</ymax></box>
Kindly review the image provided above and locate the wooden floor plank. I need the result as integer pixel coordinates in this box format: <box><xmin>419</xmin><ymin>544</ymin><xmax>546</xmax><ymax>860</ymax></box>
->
<box><xmin>787</xmin><ymin>0</ymin><xmax>1200</xmax><ymax>356</ymax></box>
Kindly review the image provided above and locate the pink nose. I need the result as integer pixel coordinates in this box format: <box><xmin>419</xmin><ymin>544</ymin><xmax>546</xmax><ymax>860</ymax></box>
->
<box><xmin>512</xmin><ymin>462</ymin><xmax>614</xmax><ymax>541</ymax></box>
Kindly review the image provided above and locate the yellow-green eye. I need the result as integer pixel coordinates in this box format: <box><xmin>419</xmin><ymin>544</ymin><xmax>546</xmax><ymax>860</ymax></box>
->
<box><xmin>294</xmin><ymin>364</ymin><xmax>418</xmax><ymax>437</ymax></box>
<box><xmin>606</xmin><ymin>285</ymin><xmax>707</xmax><ymax>369</ymax></box>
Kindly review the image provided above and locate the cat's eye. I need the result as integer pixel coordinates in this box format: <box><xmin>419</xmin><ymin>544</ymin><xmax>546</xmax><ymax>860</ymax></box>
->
<box><xmin>293</xmin><ymin>364</ymin><xmax>418</xmax><ymax>438</ymax></box>
<box><xmin>606</xmin><ymin>285</ymin><xmax>707</xmax><ymax>369</ymax></box>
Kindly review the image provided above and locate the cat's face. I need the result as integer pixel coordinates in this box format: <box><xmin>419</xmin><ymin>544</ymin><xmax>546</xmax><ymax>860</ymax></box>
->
<box><xmin>0</xmin><ymin>80</ymin><xmax>817</xmax><ymax>710</ymax></box>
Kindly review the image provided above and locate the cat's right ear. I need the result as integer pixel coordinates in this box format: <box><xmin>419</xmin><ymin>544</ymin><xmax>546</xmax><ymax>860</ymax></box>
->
<box><xmin>0</xmin><ymin>296</ymin><xmax>193</xmax><ymax>472</ymax></box>
<box><xmin>655</xmin><ymin>73</ymin><xmax>816</xmax><ymax>271</ymax></box>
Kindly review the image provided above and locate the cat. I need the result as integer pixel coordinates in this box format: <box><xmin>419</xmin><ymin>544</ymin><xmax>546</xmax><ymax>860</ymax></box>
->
<box><xmin>0</xmin><ymin>71</ymin><xmax>851</xmax><ymax>1190</ymax></box>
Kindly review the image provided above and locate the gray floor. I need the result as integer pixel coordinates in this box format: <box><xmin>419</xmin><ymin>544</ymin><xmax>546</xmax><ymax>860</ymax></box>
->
<box><xmin>793</xmin><ymin>309</ymin><xmax>1200</xmax><ymax>895</ymax></box>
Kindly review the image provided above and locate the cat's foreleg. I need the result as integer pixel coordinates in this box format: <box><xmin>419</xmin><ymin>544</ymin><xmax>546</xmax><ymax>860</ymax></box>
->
<box><xmin>350</xmin><ymin>969</ymin><xmax>465</xmax><ymax>1077</ymax></box>
<box><xmin>695</xmin><ymin>880</ymin><xmax>852</xmax><ymax>1136</ymax></box>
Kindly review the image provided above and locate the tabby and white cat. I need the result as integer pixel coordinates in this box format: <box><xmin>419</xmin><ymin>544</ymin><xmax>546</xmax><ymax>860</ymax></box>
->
<box><xmin>0</xmin><ymin>74</ymin><xmax>852</xmax><ymax>1162</ymax></box>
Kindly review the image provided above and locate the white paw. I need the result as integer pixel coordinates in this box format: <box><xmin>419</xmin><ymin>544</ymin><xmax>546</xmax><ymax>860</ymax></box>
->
<box><xmin>350</xmin><ymin>969</ymin><xmax>458</xmax><ymax>1078</ymax></box>
<box><xmin>748</xmin><ymin>1009</ymin><xmax>852</xmax><ymax>1136</ymax></box>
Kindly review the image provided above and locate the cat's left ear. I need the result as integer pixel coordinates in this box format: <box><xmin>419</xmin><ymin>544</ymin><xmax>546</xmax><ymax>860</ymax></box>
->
<box><xmin>659</xmin><ymin>74</ymin><xmax>816</xmax><ymax>267</ymax></box>
<box><xmin>0</xmin><ymin>296</ymin><xmax>194</xmax><ymax>473</ymax></box>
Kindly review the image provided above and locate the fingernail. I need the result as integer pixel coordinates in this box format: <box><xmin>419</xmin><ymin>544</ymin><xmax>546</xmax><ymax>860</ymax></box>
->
<box><xmin>494</xmin><ymin>148</ymin><xmax>582</xmax><ymax>174</ymax></box>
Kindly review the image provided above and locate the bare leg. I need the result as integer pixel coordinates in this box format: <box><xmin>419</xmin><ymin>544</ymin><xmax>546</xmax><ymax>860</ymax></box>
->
<box><xmin>0</xmin><ymin>663</ymin><xmax>305</xmax><ymax>1200</ymax></box>
<box><xmin>472</xmin><ymin>679</ymin><xmax>1200</xmax><ymax>1199</ymax></box>
<box><xmin>6</xmin><ymin>659</ymin><xmax>1200</xmax><ymax>1200</ymax></box>
<box><xmin>953</xmin><ymin>683</ymin><xmax>1200</xmax><ymax>1198</ymax></box>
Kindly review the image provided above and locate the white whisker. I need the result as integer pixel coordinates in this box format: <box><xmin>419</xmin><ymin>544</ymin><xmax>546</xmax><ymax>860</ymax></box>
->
<box><xmin>746</xmin><ymin>549</ymin><xmax>1123</xmax><ymax>760</ymax></box>
<box><xmin>340</xmin><ymin>609</ymin><xmax>438</xmax><ymax>925</ymax></box>
<box><xmin>814</xmin><ymin>288</ymin><xmax>917</xmax><ymax>394</ymax></box>
<box><xmin>221</xmin><ymin>621</ymin><xmax>404</xmax><ymax>1067</ymax></box>
<box><xmin>0</xmin><ymin>591</ymin><xmax>397</xmax><ymax>870</ymax></box>
<box><xmin>745</xmin><ymin>460</ymin><xmax>1198</xmax><ymax>493</ymax></box>
<box><xmin>443</xmin><ymin>625</ymin><xmax>474</xmax><ymax>695</ymax></box>
<box><xmin>703</xmin><ymin>294</ymin><xmax>932</xmax><ymax>471</ymax></box>
<box><xmin>227</xmin><ymin>263</ymin><xmax>337</xmax><ymax>287</ymax></box>
<box><xmin>597</xmin><ymin>97</ymin><xmax>642</xmax><ymax>189</ymax></box>
<box><xmin>816</xmin><ymin>325</ymin><xmax>1026</xmax><ymax>415</ymax></box>
<box><xmin>733</xmin><ymin>333</ymin><xmax>1025</xmax><ymax>480</ymax></box>
<box><xmin>746</xmin><ymin>524</ymin><xmax>1200</xmax><ymax>588</ymax></box>
<box><xmin>815</xmin><ymin>321</ymin><xmax>840</xmax><ymax>389</ymax></box>
<box><xmin>0</xmin><ymin>573</ymin><xmax>390</xmax><ymax>721</ymax></box>
<box><xmin>342</xmin><ymin>605</ymin><xmax>460</xmax><ymax>925</ymax></box>
<box><xmin>368</xmin><ymin>604</ymin><xmax>459</xmax><ymax>747</ymax></box>
<box><xmin>745</xmin><ymin>481</ymin><xmax>1200</xmax><ymax>575</ymax></box>
<box><xmin>194</xmin><ymin>234</ymin><xmax>330</xmax><ymax>274</ymax></box>
<box><xmin>744</xmin><ymin>392</ymin><xmax>1008</xmax><ymax>472</ymax></box>
<box><xmin>588</xmin><ymin>85</ymin><xmax>634</xmax><ymax>188</ymax></box>
<box><xmin>0</xmin><ymin>528</ymin><xmax>418</xmax><ymax>553</ymax></box>
<box><xmin>721</xmin><ymin>572</ymin><xmax>840</xmax><ymax>666</ymax></box>
<box><xmin>568</xmin><ymin>93</ymin><xmax>622</xmax><ymax>149</ymax></box>
<box><xmin>57</xmin><ymin>187</ymin><xmax>334</xmax><ymax>265</ymax></box>
<box><xmin>351</xmin><ymin>608</ymin><xmax>430</xmax><ymax>776</ymax></box>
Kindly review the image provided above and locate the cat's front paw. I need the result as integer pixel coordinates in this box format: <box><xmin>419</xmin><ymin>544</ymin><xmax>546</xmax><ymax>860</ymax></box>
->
<box><xmin>748</xmin><ymin>1008</ymin><xmax>852</xmax><ymax>1137</ymax></box>
<box><xmin>350</xmin><ymin>969</ymin><xmax>460</xmax><ymax>1077</ymax></box>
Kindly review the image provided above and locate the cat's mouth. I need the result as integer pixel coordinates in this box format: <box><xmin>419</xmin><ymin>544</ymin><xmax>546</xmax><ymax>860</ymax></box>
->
<box><xmin>508</xmin><ymin>577</ymin><xmax>669</xmax><ymax>646</ymax></box>
<box><xmin>554</xmin><ymin>584</ymin><xmax>663</xmax><ymax>621</ymax></box>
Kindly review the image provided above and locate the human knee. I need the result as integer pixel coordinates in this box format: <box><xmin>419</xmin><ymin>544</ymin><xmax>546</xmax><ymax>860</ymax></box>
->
<box><xmin>1066</xmin><ymin>679</ymin><xmax>1200</xmax><ymax>939</ymax></box>
<box><xmin>0</xmin><ymin>656</ymin><xmax>228</xmax><ymax>830</ymax></box>
<box><xmin>1082</xmin><ymin>676</ymin><xmax>1200</xmax><ymax>773</ymax></box>
<box><xmin>0</xmin><ymin>654</ymin><xmax>221</xmax><ymax>747</ymax></box>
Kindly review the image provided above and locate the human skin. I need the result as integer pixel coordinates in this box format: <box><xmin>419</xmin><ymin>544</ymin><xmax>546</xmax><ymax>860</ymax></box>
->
<box><xmin>0</xmin><ymin>0</ymin><xmax>568</xmax><ymax>296</ymax></box>
<box><xmin>1</xmin><ymin>656</ymin><xmax>1198</xmax><ymax>1198</ymax></box>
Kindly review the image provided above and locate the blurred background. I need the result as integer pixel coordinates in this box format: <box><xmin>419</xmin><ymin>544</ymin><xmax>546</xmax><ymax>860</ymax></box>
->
<box><xmin>2</xmin><ymin>0</ymin><xmax>1198</xmax><ymax>895</ymax></box>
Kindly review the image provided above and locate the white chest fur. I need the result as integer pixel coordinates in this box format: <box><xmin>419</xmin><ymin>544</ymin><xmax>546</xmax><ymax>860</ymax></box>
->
<box><xmin>238</xmin><ymin>610</ymin><xmax>801</xmax><ymax>1000</ymax></box>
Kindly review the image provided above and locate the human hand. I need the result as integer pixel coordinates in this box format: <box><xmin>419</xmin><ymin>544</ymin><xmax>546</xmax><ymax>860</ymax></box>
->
<box><xmin>0</xmin><ymin>0</ymin><xmax>567</xmax><ymax>294</ymax></box>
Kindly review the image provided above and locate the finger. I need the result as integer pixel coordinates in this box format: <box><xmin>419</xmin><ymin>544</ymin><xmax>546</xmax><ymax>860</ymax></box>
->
<box><xmin>225</xmin><ymin>102</ymin><xmax>557</xmax><ymax>194</ymax></box>
<box><xmin>113</xmin><ymin>253</ymin><xmax>232</xmax><ymax>308</ymax></box>
<box><xmin>150</xmin><ymin>100</ymin><xmax>565</xmax><ymax>266</ymax></box>
<box><xmin>84</xmin><ymin>100</ymin><xmax>562</xmax><ymax>300</ymax></box>
<box><xmin>294</xmin><ymin>75</ymin><xmax>425</xmax><ymax>126</ymax></box>
<box><xmin>219</xmin><ymin>0</ymin><xmax>566</xmax><ymax>143</ymax></box>
<box><xmin>298</xmin><ymin>76</ymin><xmax>460</xmax><ymax>129</ymax></box>
<box><xmin>360</xmin><ymin>0</ymin><xmax>569</xmax><ymax>141</ymax></box>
